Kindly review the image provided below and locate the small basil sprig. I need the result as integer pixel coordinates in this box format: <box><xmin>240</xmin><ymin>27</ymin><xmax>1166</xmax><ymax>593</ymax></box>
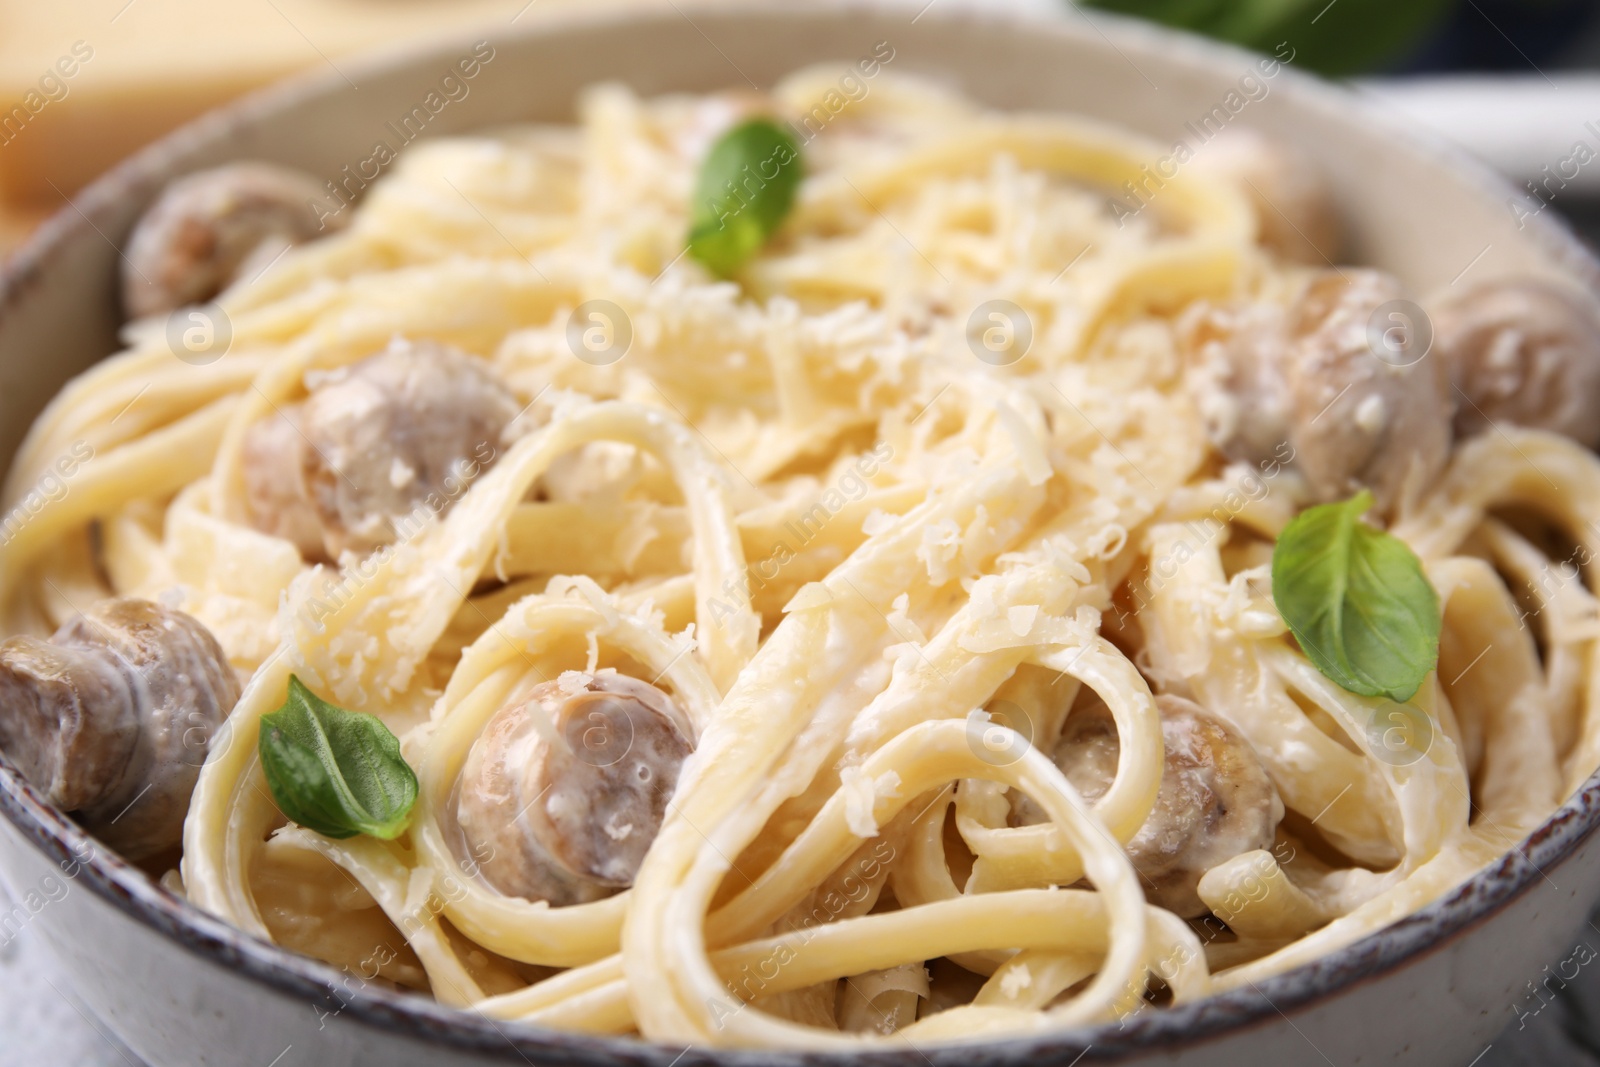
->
<box><xmin>1270</xmin><ymin>490</ymin><xmax>1440</xmax><ymax>703</ymax></box>
<box><xmin>258</xmin><ymin>676</ymin><xmax>418</xmax><ymax>840</ymax></box>
<box><xmin>687</xmin><ymin>118</ymin><xmax>803</xmax><ymax>277</ymax></box>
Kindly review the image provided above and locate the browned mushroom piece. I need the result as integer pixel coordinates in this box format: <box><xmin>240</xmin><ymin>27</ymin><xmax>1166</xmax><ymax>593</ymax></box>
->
<box><xmin>1015</xmin><ymin>694</ymin><xmax>1282</xmax><ymax>918</ymax></box>
<box><xmin>1182</xmin><ymin>268</ymin><xmax>1454</xmax><ymax>512</ymax></box>
<box><xmin>123</xmin><ymin>162</ymin><xmax>345</xmax><ymax>320</ymax></box>
<box><xmin>453</xmin><ymin>671</ymin><xmax>695</xmax><ymax>906</ymax></box>
<box><xmin>240</xmin><ymin>339</ymin><xmax>520</xmax><ymax>560</ymax></box>
<box><xmin>1189</xmin><ymin>128</ymin><xmax>1341</xmax><ymax>265</ymax></box>
<box><xmin>1430</xmin><ymin>277</ymin><xmax>1600</xmax><ymax>448</ymax></box>
<box><xmin>0</xmin><ymin>598</ymin><xmax>241</xmax><ymax>860</ymax></box>
<box><xmin>239</xmin><ymin>403</ymin><xmax>326</xmax><ymax>560</ymax></box>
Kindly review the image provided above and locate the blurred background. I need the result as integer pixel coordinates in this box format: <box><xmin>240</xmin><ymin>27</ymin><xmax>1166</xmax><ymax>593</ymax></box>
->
<box><xmin>3</xmin><ymin>0</ymin><xmax>1600</xmax><ymax>254</ymax></box>
<box><xmin>4</xmin><ymin>0</ymin><xmax>1600</xmax><ymax>1063</ymax></box>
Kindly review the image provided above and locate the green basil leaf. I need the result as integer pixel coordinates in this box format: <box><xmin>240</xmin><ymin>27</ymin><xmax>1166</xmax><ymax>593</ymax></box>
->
<box><xmin>1270</xmin><ymin>489</ymin><xmax>1440</xmax><ymax>702</ymax></box>
<box><xmin>258</xmin><ymin>675</ymin><xmax>418</xmax><ymax>840</ymax></box>
<box><xmin>687</xmin><ymin>118</ymin><xmax>803</xmax><ymax>277</ymax></box>
<box><xmin>1080</xmin><ymin>0</ymin><xmax>1453</xmax><ymax>77</ymax></box>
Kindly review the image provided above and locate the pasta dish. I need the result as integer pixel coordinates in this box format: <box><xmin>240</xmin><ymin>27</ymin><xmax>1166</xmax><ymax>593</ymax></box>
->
<box><xmin>3</xmin><ymin>64</ymin><xmax>1599</xmax><ymax>1049</ymax></box>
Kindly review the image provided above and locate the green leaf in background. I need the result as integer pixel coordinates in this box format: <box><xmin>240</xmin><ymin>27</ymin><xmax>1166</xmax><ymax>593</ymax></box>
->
<box><xmin>1270</xmin><ymin>490</ymin><xmax>1441</xmax><ymax>702</ymax></box>
<box><xmin>258</xmin><ymin>675</ymin><xmax>418</xmax><ymax>840</ymax></box>
<box><xmin>1080</xmin><ymin>0</ymin><xmax>1455</xmax><ymax>76</ymax></box>
<box><xmin>687</xmin><ymin>118</ymin><xmax>803</xmax><ymax>277</ymax></box>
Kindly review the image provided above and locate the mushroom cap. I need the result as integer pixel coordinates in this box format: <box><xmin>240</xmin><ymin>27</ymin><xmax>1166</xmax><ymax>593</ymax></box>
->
<box><xmin>1180</xmin><ymin>299</ymin><xmax>1296</xmax><ymax>468</ymax></box>
<box><xmin>239</xmin><ymin>402</ymin><xmax>326</xmax><ymax>559</ymax></box>
<box><xmin>123</xmin><ymin>162</ymin><xmax>344</xmax><ymax>320</ymax></box>
<box><xmin>0</xmin><ymin>638</ymin><xmax>137</xmax><ymax>813</ymax></box>
<box><xmin>1022</xmin><ymin>694</ymin><xmax>1282</xmax><ymax>918</ymax></box>
<box><xmin>1285</xmin><ymin>270</ymin><xmax>1454</xmax><ymax>509</ymax></box>
<box><xmin>1432</xmin><ymin>277</ymin><xmax>1600</xmax><ymax>448</ymax></box>
<box><xmin>0</xmin><ymin>599</ymin><xmax>241</xmax><ymax>859</ymax></box>
<box><xmin>454</xmin><ymin>670</ymin><xmax>694</xmax><ymax>906</ymax></box>
<box><xmin>1182</xmin><ymin>269</ymin><xmax>1454</xmax><ymax>512</ymax></box>
<box><xmin>241</xmin><ymin>338</ymin><xmax>519</xmax><ymax>560</ymax></box>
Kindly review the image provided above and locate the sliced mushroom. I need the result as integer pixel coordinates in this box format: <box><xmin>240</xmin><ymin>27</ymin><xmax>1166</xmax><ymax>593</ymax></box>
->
<box><xmin>240</xmin><ymin>338</ymin><xmax>520</xmax><ymax>560</ymax></box>
<box><xmin>1431</xmin><ymin>277</ymin><xmax>1600</xmax><ymax>448</ymax></box>
<box><xmin>453</xmin><ymin>670</ymin><xmax>694</xmax><ymax>906</ymax></box>
<box><xmin>239</xmin><ymin>402</ymin><xmax>326</xmax><ymax>559</ymax></box>
<box><xmin>1188</xmin><ymin>128</ymin><xmax>1341</xmax><ymax>265</ymax></box>
<box><xmin>1182</xmin><ymin>268</ymin><xmax>1454</xmax><ymax>512</ymax></box>
<box><xmin>1016</xmin><ymin>694</ymin><xmax>1282</xmax><ymax>918</ymax></box>
<box><xmin>124</xmin><ymin>162</ymin><xmax>344</xmax><ymax>320</ymax></box>
<box><xmin>0</xmin><ymin>598</ymin><xmax>241</xmax><ymax>859</ymax></box>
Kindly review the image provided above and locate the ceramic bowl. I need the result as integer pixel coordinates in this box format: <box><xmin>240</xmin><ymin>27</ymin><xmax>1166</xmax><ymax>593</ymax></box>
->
<box><xmin>1</xmin><ymin>4</ymin><xmax>1598</xmax><ymax>1065</ymax></box>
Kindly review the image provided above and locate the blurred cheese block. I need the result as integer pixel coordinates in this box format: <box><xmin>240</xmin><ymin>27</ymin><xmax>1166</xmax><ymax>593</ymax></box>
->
<box><xmin>0</xmin><ymin>0</ymin><xmax>654</xmax><ymax>208</ymax></box>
